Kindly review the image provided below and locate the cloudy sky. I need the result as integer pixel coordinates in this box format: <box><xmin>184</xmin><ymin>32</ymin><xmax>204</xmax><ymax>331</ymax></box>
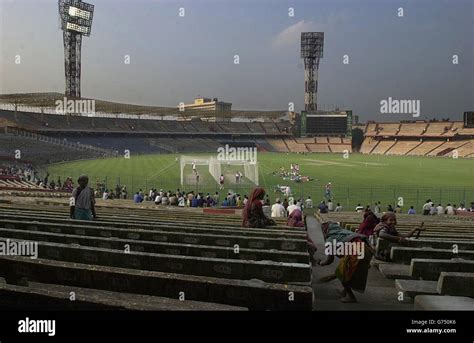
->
<box><xmin>0</xmin><ymin>0</ymin><xmax>472</xmax><ymax>121</ymax></box>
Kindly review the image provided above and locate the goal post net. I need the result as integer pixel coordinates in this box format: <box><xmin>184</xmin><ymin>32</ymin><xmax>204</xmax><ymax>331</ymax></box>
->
<box><xmin>208</xmin><ymin>156</ymin><xmax>259</xmax><ymax>186</ymax></box>
<box><xmin>180</xmin><ymin>155</ymin><xmax>259</xmax><ymax>186</ymax></box>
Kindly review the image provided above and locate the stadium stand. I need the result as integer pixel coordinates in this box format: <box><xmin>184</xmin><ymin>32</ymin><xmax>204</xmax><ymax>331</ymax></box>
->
<box><xmin>385</xmin><ymin>140</ymin><xmax>421</xmax><ymax>155</ymax></box>
<box><xmin>267</xmin><ymin>139</ymin><xmax>289</xmax><ymax>152</ymax></box>
<box><xmin>0</xmin><ymin>201</ymin><xmax>313</xmax><ymax>310</ymax></box>
<box><xmin>284</xmin><ymin>139</ymin><xmax>309</xmax><ymax>153</ymax></box>
<box><xmin>406</xmin><ymin>141</ymin><xmax>444</xmax><ymax>156</ymax></box>
<box><xmin>306</xmin><ymin>143</ymin><xmax>330</xmax><ymax>153</ymax></box>
<box><xmin>376</xmin><ymin>123</ymin><xmax>400</xmax><ymax>136</ymax></box>
<box><xmin>423</xmin><ymin>122</ymin><xmax>452</xmax><ymax>137</ymax></box>
<box><xmin>370</xmin><ymin>140</ymin><xmax>396</xmax><ymax>154</ymax></box>
<box><xmin>426</xmin><ymin>140</ymin><xmax>470</xmax><ymax>157</ymax></box>
<box><xmin>397</xmin><ymin>123</ymin><xmax>427</xmax><ymax>137</ymax></box>
<box><xmin>359</xmin><ymin>138</ymin><xmax>379</xmax><ymax>154</ymax></box>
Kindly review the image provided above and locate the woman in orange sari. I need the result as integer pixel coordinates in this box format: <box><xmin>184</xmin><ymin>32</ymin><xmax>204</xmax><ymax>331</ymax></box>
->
<box><xmin>319</xmin><ymin>222</ymin><xmax>373</xmax><ymax>303</ymax></box>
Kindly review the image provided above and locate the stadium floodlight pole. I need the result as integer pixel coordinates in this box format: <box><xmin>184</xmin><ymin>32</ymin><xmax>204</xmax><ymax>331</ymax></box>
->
<box><xmin>58</xmin><ymin>0</ymin><xmax>95</xmax><ymax>98</ymax></box>
<box><xmin>301</xmin><ymin>32</ymin><xmax>324</xmax><ymax>112</ymax></box>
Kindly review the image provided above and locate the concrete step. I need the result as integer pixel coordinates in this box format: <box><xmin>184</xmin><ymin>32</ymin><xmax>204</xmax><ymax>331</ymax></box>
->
<box><xmin>0</xmin><ymin>219</ymin><xmax>308</xmax><ymax>252</ymax></box>
<box><xmin>395</xmin><ymin>279</ymin><xmax>438</xmax><ymax>298</ymax></box>
<box><xmin>0</xmin><ymin>278</ymin><xmax>247</xmax><ymax>310</ymax></box>
<box><xmin>414</xmin><ymin>295</ymin><xmax>474</xmax><ymax>311</ymax></box>
<box><xmin>0</xmin><ymin>255</ymin><xmax>313</xmax><ymax>310</ymax></box>
<box><xmin>438</xmin><ymin>272</ymin><xmax>474</xmax><ymax>297</ymax></box>
<box><xmin>0</xmin><ymin>228</ymin><xmax>309</xmax><ymax>263</ymax></box>
<box><xmin>390</xmin><ymin>247</ymin><xmax>474</xmax><ymax>264</ymax></box>
<box><xmin>410</xmin><ymin>258</ymin><xmax>474</xmax><ymax>281</ymax></box>
<box><xmin>379</xmin><ymin>264</ymin><xmax>411</xmax><ymax>279</ymax></box>
<box><xmin>0</xmin><ymin>238</ymin><xmax>312</xmax><ymax>283</ymax></box>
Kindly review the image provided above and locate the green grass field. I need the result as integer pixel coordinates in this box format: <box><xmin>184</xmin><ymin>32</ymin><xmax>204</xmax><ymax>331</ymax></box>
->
<box><xmin>46</xmin><ymin>153</ymin><xmax>474</xmax><ymax>212</ymax></box>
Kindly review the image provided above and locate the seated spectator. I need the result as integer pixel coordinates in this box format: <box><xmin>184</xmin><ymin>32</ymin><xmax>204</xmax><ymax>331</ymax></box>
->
<box><xmin>102</xmin><ymin>189</ymin><xmax>109</xmax><ymax>200</ymax></box>
<box><xmin>357</xmin><ymin>210</ymin><xmax>379</xmax><ymax>237</ymax></box>
<box><xmin>327</xmin><ymin>199</ymin><xmax>334</xmax><ymax>212</ymax></box>
<box><xmin>374</xmin><ymin>212</ymin><xmax>424</xmax><ymax>261</ymax></box>
<box><xmin>355</xmin><ymin>204</ymin><xmax>364</xmax><ymax>213</ymax></box>
<box><xmin>222</xmin><ymin>198</ymin><xmax>229</xmax><ymax>207</ymax></box>
<box><xmin>457</xmin><ymin>204</ymin><xmax>467</xmax><ymax>211</ymax></box>
<box><xmin>407</xmin><ymin>206</ymin><xmax>416</xmax><ymax>215</ymax></box>
<box><xmin>429</xmin><ymin>203</ymin><xmax>437</xmax><ymax>215</ymax></box>
<box><xmin>305</xmin><ymin>196</ymin><xmax>314</xmax><ymax>209</ymax></box>
<box><xmin>133</xmin><ymin>192</ymin><xmax>143</xmax><ymax>204</ymax></box>
<box><xmin>436</xmin><ymin>204</ymin><xmax>444</xmax><ymax>215</ymax></box>
<box><xmin>318</xmin><ymin>201</ymin><xmax>328</xmax><ymax>214</ymax></box>
<box><xmin>386</xmin><ymin>204</ymin><xmax>394</xmax><ymax>212</ymax></box>
<box><xmin>422</xmin><ymin>200</ymin><xmax>431</xmax><ymax>215</ymax></box>
<box><xmin>161</xmin><ymin>193</ymin><xmax>169</xmax><ymax>206</ymax></box>
<box><xmin>395</xmin><ymin>205</ymin><xmax>402</xmax><ymax>213</ymax></box>
<box><xmin>178</xmin><ymin>194</ymin><xmax>185</xmax><ymax>207</ymax></box>
<box><xmin>335</xmin><ymin>203</ymin><xmax>343</xmax><ymax>212</ymax></box>
<box><xmin>445</xmin><ymin>203</ymin><xmax>455</xmax><ymax>215</ymax></box>
<box><xmin>271</xmin><ymin>198</ymin><xmax>286</xmax><ymax>218</ymax></box>
<box><xmin>287</xmin><ymin>199</ymin><xmax>299</xmax><ymax>216</ymax></box>
<box><xmin>169</xmin><ymin>193</ymin><xmax>177</xmax><ymax>206</ymax></box>
<box><xmin>242</xmin><ymin>187</ymin><xmax>276</xmax><ymax>228</ymax></box>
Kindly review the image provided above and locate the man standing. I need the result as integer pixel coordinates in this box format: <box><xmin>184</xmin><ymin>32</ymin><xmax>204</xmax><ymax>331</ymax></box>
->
<box><xmin>70</xmin><ymin>175</ymin><xmax>96</xmax><ymax>220</ymax></box>
<box><xmin>325</xmin><ymin>182</ymin><xmax>332</xmax><ymax>200</ymax></box>
<box><xmin>219</xmin><ymin>174</ymin><xmax>225</xmax><ymax>190</ymax></box>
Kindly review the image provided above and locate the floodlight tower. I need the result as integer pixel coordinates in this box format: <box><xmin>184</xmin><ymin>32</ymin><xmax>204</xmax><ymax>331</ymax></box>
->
<box><xmin>301</xmin><ymin>32</ymin><xmax>324</xmax><ymax>111</ymax></box>
<box><xmin>58</xmin><ymin>0</ymin><xmax>94</xmax><ymax>98</ymax></box>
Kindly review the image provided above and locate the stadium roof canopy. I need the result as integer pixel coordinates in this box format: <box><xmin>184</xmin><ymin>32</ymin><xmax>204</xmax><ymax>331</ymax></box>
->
<box><xmin>0</xmin><ymin>93</ymin><xmax>287</xmax><ymax>119</ymax></box>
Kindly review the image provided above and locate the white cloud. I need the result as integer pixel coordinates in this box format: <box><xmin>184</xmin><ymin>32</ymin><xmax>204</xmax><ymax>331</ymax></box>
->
<box><xmin>271</xmin><ymin>14</ymin><xmax>348</xmax><ymax>50</ymax></box>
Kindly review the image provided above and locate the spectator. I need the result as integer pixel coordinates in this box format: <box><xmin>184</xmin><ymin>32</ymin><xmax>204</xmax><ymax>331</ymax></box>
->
<box><xmin>335</xmin><ymin>203</ymin><xmax>343</xmax><ymax>212</ymax></box>
<box><xmin>319</xmin><ymin>222</ymin><xmax>372</xmax><ymax>303</ymax></box>
<box><xmin>102</xmin><ymin>189</ymin><xmax>109</xmax><ymax>200</ymax></box>
<box><xmin>457</xmin><ymin>204</ymin><xmax>467</xmax><ymax>211</ymax></box>
<box><xmin>436</xmin><ymin>204</ymin><xmax>444</xmax><ymax>215</ymax></box>
<box><xmin>305</xmin><ymin>196</ymin><xmax>314</xmax><ymax>209</ymax></box>
<box><xmin>387</xmin><ymin>204</ymin><xmax>394</xmax><ymax>212</ymax></box>
<box><xmin>70</xmin><ymin>175</ymin><xmax>96</xmax><ymax>221</ymax></box>
<box><xmin>327</xmin><ymin>199</ymin><xmax>334</xmax><ymax>212</ymax></box>
<box><xmin>242</xmin><ymin>187</ymin><xmax>276</xmax><ymax>228</ymax></box>
<box><xmin>395</xmin><ymin>205</ymin><xmax>402</xmax><ymax>214</ymax></box>
<box><xmin>178</xmin><ymin>194</ymin><xmax>185</xmax><ymax>207</ymax></box>
<box><xmin>282</xmin><ymin>198</ymin><xmax>289</xmax><ymax>211</ymax></box>
<box><xmin>422</xmin><ymin>200</ymin><xmax>431</xmax><ymax>215</ymax></box>
<box><xmin>318</xmin><ymin>201</ymin><xmax>328</xmax><ymax>214</ymax></box>
<box><xmin>407</xmin><ymin>206</ymin><xmax>416</xmax><ymax>215</ymax></box>
<box><xmin>374</xmin><ymin>202</ymin><xmax>381</xmax><ymax>215</ymax></box>
<box><xmin>357</xmin><ymin>210</ymin><xmax>380</xmax><ymax>237</ymax></box>
<box><xmin>271</xmin><ymin>198</ymin><xmax>286</xmax><ymax>218</ymax></box>
<box><xmin>287</xmin><ymin>199</ymin><xmax>300</xmax><ymax>216</ymax></box>
<box><xmin>429</xmin><ymin>203</ymin><xmax>437</xmax><ymax>215</ymax></box>
<box><xmin>374</xmin><ymin>212</ymin><xmax>424</xmax><ymax>261</ymax></box>
<box><xmin>169</xmin><ymin>193</ymin><xmax>177</xmax><ymax>206</ymax></box>
<box><xmin>355</xmin><ymin>204</ymin><xmax>364</xmax><ymax>213</ymax></box>
<box><xmin>445</xmin><ymin>203</ymin><xmax>455</xmax><ymax>215</ymax></box>
<box><xmin>133</xmin><ymin>192</ymin><xmax>143</xmax><ymax>204</ymax></box>
<box><xmin>222</xmin><ymin>198</ymin><xmax>229</xmax><ymax>207</ymax></box>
